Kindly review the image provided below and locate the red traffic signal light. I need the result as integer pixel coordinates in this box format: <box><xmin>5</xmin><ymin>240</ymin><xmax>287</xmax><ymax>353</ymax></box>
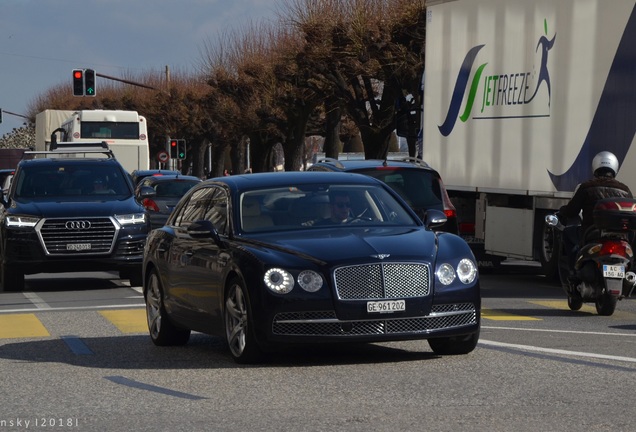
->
<box><xmin>169</xmin><ymin>139</ymin><xmax>178</xmax><ymax>159</ymax></box>
<box><xmin>72</xmin><ymin>69</ymin><xmax>84</xmax><ymax>96</ymax></box>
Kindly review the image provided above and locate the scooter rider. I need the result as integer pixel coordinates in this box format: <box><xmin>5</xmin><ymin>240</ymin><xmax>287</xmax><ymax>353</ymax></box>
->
<box><xmin>558</xmin><ymin>151</ymin><xmax>633</xmax><ymax>271</ymax></box>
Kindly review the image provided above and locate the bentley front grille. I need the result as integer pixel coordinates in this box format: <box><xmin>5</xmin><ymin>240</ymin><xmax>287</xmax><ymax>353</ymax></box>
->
<box><xmin>37</xmin><ymin>217</ymin><xmax>118</xmax><ymax>255</ymax></box>
<box><xmin>334</xmin><ymin>262</ymin><xmax>430</xmax><ymax>300</ymax></box>
<box><xmin>272</xmin><ymin>303</ymin><xmax>477</xmax><ymax>336</ymax></box>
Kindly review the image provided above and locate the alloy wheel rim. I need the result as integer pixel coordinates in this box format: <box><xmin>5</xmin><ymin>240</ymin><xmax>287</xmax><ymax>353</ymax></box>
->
<box><xmin>225</xmin><ymin>284</ymin><xmax>247</xmax><ymax>357</ymax></box>
<box><xmin>146</xmin><ymin>273</ymin><xmax>162</xmax><ymax>339</ymax></box>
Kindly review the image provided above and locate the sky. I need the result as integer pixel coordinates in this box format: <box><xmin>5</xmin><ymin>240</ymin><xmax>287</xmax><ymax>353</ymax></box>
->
<box><xmin>0</xmin><ymin>0</ymin><xmax>279</xmax><ymax>137</ymax></box>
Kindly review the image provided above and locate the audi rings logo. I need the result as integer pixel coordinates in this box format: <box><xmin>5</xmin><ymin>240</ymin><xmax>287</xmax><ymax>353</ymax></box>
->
<box><xmin>66</xmin><ymin>220</ymin><xmax>91</xmax><ymax>230</ymax></box>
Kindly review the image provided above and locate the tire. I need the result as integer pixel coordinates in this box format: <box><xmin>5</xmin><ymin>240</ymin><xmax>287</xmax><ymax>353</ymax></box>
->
<box><xmin>145</xmin><ymin>269</ymin><xmax>190</xmax><ymax>346</ymax></box>
<box><xmin>120</xmin><ymin>267</ymin><xmax>143</xmax><ymax>287</ymax></box>
<box><xmin>224</xmin><ymin>277</ymin><xmax>264</xmax><ymax>364</ymax></box>
<box><xmin>428</xmin><ymin>331</ymin><xmax>479</xmax><ymax>355</ymax></box>
<box><xmin>0</xmin><ymin>264</ymin><xmax>24</xmax><ymax>292</ymax></box>
<box><xmin>595</xmin><ymin>292</ymin><xmax>618</xmax><ymax>316</ymax></box>
<box><xmin>538</xmin><ymin>215</ymin><xmax>559</xmax><ymax>281</ymax></box>
<box><xmin>567</xmin><ymin>295</ymin><xmax>583</xmax><ymax>311</ymax></box>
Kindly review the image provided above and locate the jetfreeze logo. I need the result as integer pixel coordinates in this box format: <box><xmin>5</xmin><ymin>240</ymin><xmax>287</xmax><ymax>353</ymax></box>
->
<box><xmin>438</xmin><ymin>19</ymin><xmax>555</xmax><ymax>137</ymax></box>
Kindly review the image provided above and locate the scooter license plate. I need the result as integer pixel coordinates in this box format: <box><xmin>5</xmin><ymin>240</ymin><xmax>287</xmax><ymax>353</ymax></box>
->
<box><xmin>603</xmin><ymin>265</ymin><xmax>625</xmax><ymax>279</ymax></box>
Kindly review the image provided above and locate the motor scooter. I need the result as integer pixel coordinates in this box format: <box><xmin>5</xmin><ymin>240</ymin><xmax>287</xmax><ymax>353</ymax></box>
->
<box><xmin>545</xmin><ymin>197</ymin><xmax>636</xmax><ymax>315</ymax></box>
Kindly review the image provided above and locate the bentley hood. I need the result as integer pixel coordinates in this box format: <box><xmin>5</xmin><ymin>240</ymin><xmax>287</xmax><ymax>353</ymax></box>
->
<box><xmin>250</xmin><ymin>226</ymin><xmax>438</xmax><ymax>265</ymax></box>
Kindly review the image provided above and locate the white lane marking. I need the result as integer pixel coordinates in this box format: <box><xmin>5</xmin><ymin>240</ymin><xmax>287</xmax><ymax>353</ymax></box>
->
<box><xmin>482</xmin><ymin>325</ymin><xmax>636</xmax><ymax>337</ymax></box>
<box><xmin>480</xmin><ymin>339</ymin><xmax>636</xmax><ymax>364</ymax></box>
<box><xmin>23</xmin><ymin>292</ymin><xmax>52</xmax><ymax>309</ymax></box>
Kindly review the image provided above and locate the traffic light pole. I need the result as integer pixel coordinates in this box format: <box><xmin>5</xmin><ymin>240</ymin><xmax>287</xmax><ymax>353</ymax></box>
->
<box><xmin>0</xmin><ymin>109</ymin><xmax>29</xmax><ymax>120</ymax></box>
<box><xmin>95</xmin><ymin>72</ymin><xmax>159</xmax><ymax>91</ymax></box>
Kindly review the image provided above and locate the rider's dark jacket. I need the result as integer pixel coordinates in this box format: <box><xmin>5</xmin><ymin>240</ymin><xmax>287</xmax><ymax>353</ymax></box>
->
<box><xmin>560</xmin><ymin>174</ymin><xmax>633</xmax><ymax>234</ymax></box>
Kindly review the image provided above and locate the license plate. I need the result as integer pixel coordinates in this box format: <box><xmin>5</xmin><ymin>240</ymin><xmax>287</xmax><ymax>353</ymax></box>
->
<box><xmin>67</xmin><ymin>243</ymin><xmax>91</xmax><ymax>251</ymax></box>
<box><xmin>603</xmin><ymin>265</ymin><xmax>625</xmax><ymax>279</ymax></box>
<box><xmin>367</xmin><ymin>300</ymin><xmax>405</xmax><ymax>313</ymax></box>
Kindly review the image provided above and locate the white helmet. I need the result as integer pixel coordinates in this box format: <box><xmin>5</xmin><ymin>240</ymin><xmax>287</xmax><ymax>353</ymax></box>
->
<box><xmin>592</xmin><ymin>151</ymin><xmax>619</xmax><ymax>177</ymax></box>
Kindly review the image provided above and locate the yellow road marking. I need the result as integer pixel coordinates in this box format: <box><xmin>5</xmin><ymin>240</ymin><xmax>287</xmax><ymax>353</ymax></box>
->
<box><xmin>481</xmin><ymin>308</ymin><xmax>541</xmax><ymax>321</ymax></box>
<box><xmin>100</xmin><ymin>309</ymin><xmax>147</xmax><ymax>333</ymax></box>
<box><xmin>0</xmin><ymin>314</ymin><xmax>50</xmax><ymax>338</ymax></box>
<box><xmin>531</xmin><ymin>300</ymin><xmax>636</xmax><ymax>318</ymax></box>
<box><xmin>530</xmin><ymin>300</ymin><xmax>597</xmax><ymax>313</ymax></box>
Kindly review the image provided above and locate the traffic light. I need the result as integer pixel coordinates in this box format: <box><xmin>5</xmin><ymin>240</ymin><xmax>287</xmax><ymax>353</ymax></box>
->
<box><xmin>84</xmin><ymin>69</ymin><xmax>96</xmax><ymax>96</ymax></box>
<box><xmin>72</xmin><ymin>69</ymin><xmax>84</xmax><ymax>96</ymax></box>
<box><xmin>169</xmin><ymin>139</ymin><xmax>178</xmax><ymax>159</ymax></box>
<box><xmin>177</xmin><ymin>139</ymin><xmax>186</xmax><ymax>159</ymax></box>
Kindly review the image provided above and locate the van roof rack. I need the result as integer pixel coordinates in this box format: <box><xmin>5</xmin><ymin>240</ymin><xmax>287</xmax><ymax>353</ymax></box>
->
<box><xmin>315</xmin><ymin>157</ymin><xmax>345</xmax><ymax>169</ymax></box>
<box><xmin>394</xmin><ymin>156</ymin><xmax>430</xmax><ymax>168</ymax></box>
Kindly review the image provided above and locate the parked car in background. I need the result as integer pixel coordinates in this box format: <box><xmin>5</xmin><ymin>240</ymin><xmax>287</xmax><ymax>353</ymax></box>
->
<box><xmin>135</xmin><ymin>174</ymin><xmax>201</xmax><ymax>229</ymax></box>
<box><xmin>308</xmin><ymin>157</ymin><xmax>459</xmax><ymax>234</ymax></box>
<box><xmin>142</xmin><ymin>171</ymin><xmax>480</xmax><ymax>363</ymax></box>
<box><xmin>130</xmin><ymin>169</ymin><xmax>180</xmax><ymax>186</ymax></box>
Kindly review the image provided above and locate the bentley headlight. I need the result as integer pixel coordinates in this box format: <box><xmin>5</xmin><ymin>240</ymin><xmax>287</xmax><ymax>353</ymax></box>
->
<box><xmin>457</xmin><ymin>259</ymin><xmax>478</xmax><ymax>284</ymax></box>
<box><xmin>297</xmin><ymin>270</ymin><xmax>323</xmax><ymax>292</ymax></box>
<box><xmin>436</xmin><ymin>263</ymin><xmax>456</xmax><ymax>285</ymax></box>
<box><xmin>115</xmin><ymin>213</ymin><xmax>147</xmax><ymax>225</ymax></box>
<box><xmin>5</xmin><ymin>215</ymin><xmax>39</xmax><ymax>228</ymax></box>
<box><xmin>264</xmin><ymin>268</ymin><xmax>294</xmax><ymax>294</ymax></box>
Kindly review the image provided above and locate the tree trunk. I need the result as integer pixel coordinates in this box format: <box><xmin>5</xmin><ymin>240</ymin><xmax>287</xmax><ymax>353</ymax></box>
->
<box><xmin>323</xmin><ymin>98</ymin><xmax>342</xmax><ymax>159</ymax></box>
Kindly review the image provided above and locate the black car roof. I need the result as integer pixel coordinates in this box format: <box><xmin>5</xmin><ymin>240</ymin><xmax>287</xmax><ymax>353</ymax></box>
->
<box><xmin>139</xmin><ymin>174</ymin><xmax>201</xmax><ymax>183</ymax></box>
<box><xmin>18</xmin><ymin>157</ymin><xmax>121</xmax><ymax>166</ymax></box>
<box><xmin>311</xmin><ymin>158</ymin><xmax>439</xmax><ymax>174</ymax></box>
<box><xmin>131</xmin><ymin>169</ymin><xmax>180</xmax><ymax>176</ymax></box>
<box><xmin>203</xmin><ymin>171</ymin><xmax>384</xmax><ymax>192</ymax></box>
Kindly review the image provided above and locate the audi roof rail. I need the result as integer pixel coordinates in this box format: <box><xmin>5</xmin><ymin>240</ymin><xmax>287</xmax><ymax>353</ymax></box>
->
<box><xmin>49</xmin><ymin>141</ymin><xmax>110</xmax><ymax>150</ymax></box>
<box><xmin>23</xmin><ymin>143</ymin><xmax>115</xmax><ymax>160</ymax></box>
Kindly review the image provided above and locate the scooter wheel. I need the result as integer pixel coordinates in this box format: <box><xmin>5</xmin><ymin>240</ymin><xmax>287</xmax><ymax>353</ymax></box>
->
<box><xmin>595</xmin><ymin>293</ymin><xmax>617</xmax><ymax>316</ymax></box>
<box><xmin>567</xmin><ymin>295</ymin><xmax>583</xmax><ymax>311</ymax></box>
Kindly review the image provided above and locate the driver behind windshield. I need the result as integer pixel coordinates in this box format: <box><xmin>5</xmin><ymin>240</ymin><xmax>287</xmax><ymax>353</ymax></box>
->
<box><xmin>311</xmin><ymin>190</ymin><xmax>352</xmax><ymax>225</ymax></box>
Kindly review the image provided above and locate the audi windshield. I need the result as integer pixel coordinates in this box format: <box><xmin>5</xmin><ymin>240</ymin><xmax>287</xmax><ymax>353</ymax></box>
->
<box><xmin>14</xmin><ymin>163</ymin><xmax>132</xmax><ymax>199</ymax></box>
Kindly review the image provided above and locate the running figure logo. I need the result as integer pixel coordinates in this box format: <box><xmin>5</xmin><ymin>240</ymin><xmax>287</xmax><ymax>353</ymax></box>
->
<box><xmin>526</xmin><ymin>20</ymin><xmax>556</xmax><ymax>106</ymax></box>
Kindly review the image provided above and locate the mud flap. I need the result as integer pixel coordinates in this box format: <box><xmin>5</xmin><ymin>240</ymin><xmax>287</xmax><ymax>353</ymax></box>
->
<box><xmin>605</xmin><ymin>278</ymin><xmax>623</xmax><ymax>297</ymax></box>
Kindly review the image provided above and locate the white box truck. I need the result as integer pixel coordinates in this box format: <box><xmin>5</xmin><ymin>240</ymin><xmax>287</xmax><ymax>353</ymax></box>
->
<box><xmin>35</xmin><ymin>109</ymin><xmax>150</xmax><ymax>173</ymax></box>
<box><xmin>34</xmin><ymin>110</ymin><xmax>74</xmax><ymax>151</ymax></box>
<box><xmin>422</xmin><ymin>0</ymin><xmax>636</xmax><ymax>276</ymax></box>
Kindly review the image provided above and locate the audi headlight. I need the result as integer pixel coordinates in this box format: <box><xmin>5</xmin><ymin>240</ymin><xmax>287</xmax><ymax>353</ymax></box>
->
<box><xmin>297</xmin><ymin>270</ymin><xmax>323</xmax><ymax>292</ymax></box>
<box><xmin>115</xmin><ymin>213</ymin><xmax>147</xmax><ymax>225</ymax></box>
<box><xmin>264</xmin><ymin>268</ymin><xmax>294</xmax><ymax>294</ymax></box>
<box><xmin>5</xmin><ymin>215</ymin><xmax>39</xmax><ymax>228</ymax></box>
<box><xmin>436</xmin><ymin>263</ymin><xmax>456</xmax><ymax>285</ymax></box>
<box><xmin>457</xmin><ymin>259</ymin><xmax>478</xmax><ymax>284</ymax></box>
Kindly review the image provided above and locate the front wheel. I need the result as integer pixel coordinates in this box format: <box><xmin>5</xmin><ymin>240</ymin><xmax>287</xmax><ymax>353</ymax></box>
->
<box><xmin>120</xmin><ymin>267</ymin><xmax>143</xmax><ymax>287</ymax></box>
<box><xmin>428</xmin><ymin>332</ymin><xmax>479</xmax><ymax>355</ymax></box>
<box><xmin>0</xmin><ymin>264</ymin><xmax>24</xmax><ymax>292</ymax></box>
<box><xmin>595</xmin><ymin>292</ymin><xmax>618</xmax><ymax>316</ymax></box>
<box><xmin>567</xmin><ymin>295</ymin><xmax>583</xmax><ymax>311</ymax></box>
<box><xmin>145</xmin><ymin>269</ymin><xmax>191</xmax><ymax>346</ymax></box>
<box><xmin>539</xmin><ymin>216</ymin><xmax>559</xmax><ymax>281</ymax></box>
<box><xmin>224</xmin><ymin>277</ymin><xmax>263</xmax><ymax>364</ymax></box>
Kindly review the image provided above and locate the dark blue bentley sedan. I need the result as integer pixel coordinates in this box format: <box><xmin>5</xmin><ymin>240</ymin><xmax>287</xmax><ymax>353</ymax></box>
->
<box><xmin>142</xmin><ymin>171</ymin><xmax>480</xmax><ymax>363</ymax></box>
